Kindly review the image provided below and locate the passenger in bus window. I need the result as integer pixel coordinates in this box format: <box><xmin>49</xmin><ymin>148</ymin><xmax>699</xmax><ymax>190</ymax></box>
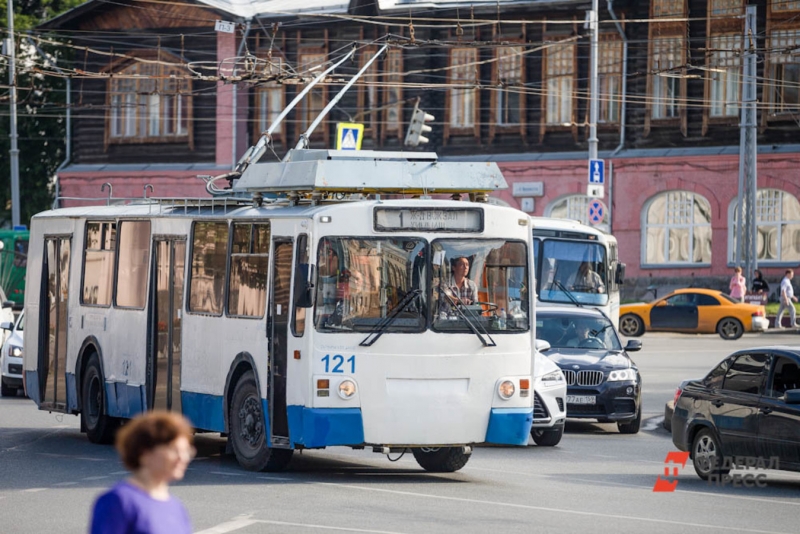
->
<box><xmin>568</xmin><ymin>262</ymin><xmax>605</xmax><ymax>294</ymax></box>
<box><xmin>90</xmin><ymin>411</ymin><xmax>194</xmax><ymax>534</ymax></box>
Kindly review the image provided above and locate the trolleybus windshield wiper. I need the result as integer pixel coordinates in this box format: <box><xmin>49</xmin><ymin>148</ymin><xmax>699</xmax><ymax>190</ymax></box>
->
<box><xmin>554</xmin><ymin>279</ymin><xmax>583</xmax><ymax>307</ymax></box>
<box><xmin>440</xmin><ymin>288</ymin><xmax>496</xmax><ymax>348</ymax></box>
<box><xmin>360</xmin><ymin>289</ymin><xmax>422</xmax><ymax>347</ymax></box>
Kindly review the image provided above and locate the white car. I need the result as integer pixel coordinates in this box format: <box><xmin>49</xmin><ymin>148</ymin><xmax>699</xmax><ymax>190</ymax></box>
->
<box><xmin>0</xmin><ymin>288</ymin><xmax>15</xmax><ymax>347</ymax></box>
<box><xmin>530</xmin><ymin>340</ymin><xmax>567</xmax><ymax>446</ymax></box>
<box><xmin>1</xmin><ymin>310</ymin><xmax>24</xmax><ymax>397</ymax></box>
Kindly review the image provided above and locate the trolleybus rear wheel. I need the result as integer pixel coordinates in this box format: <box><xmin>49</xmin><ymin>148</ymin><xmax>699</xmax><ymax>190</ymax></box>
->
<box><xmin>81</xmin><ymin>353</ymin><xmax>118</xmax><ymax>444</ymax></box>
<box><xmin>411</xmin><ymin>447</ymin><xmax>470</xmax><ymax>472</ymax></box>
<box><xmin>229</xmin><ymin>370</ymin><xmax>293</xmax><ymax>472</ymax></box>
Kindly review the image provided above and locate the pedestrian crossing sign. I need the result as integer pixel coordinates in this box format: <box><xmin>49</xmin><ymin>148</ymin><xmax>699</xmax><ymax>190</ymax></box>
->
<box><xmin>336</xmin><ymin>123</ymin><xmax>364</xmax><ymax>150</ymax></box>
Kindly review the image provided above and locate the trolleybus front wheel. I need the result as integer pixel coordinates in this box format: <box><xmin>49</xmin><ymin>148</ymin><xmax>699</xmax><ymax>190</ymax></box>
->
<box><xmin>81</xmin><ymin>353</ymin><xmax>118</xmax><ymax>444</ymax></box>
<box><xmin>229</xmin><ymin>370</ymin><xmax>293</xmax><ymax>472</ymax></box>
<box><xmin>411</xmin><ymin>447</ymin><xmax>470</xmax><ymax>473</ymax></box>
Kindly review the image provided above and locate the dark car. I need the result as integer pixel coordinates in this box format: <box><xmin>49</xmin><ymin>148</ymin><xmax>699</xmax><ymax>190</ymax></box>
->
<box><xmin>536</xmin><ymin>306</ymin><xmax>643</xmax><ymax>434</ymax></box>
<box><xmin>672</xmin><ymin>346</ymin><xmax>800</xmax><ymax>480</ymax></box>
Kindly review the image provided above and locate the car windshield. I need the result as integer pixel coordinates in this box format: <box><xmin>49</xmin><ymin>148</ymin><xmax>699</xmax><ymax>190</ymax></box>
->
<box><xmin>431</xmin><ymin>239</ymin><xmax>529</xmax><ymax>333</ymax></box>
<box><xmin>314</xmin><ymin>238</ymin><xmax>427</xmax><ymax>332</ymax></box>
<box><xmin>536</xmin><ymin>312</ymin><xmax>622</xmax><ymax>350</ymax></box>
<box><xmin>536</xmin><ymin>240</ymin><xmax>608</xmax><ymax>306</ymax></box>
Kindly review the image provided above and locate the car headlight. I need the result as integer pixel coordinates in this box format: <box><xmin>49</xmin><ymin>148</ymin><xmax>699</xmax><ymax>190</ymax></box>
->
<box><xmin>607</xmin><ymin>369</ymin><xmax>637</xmax><ymax>382</ymax></box>
<box><xmin>498</xmin><ymin>380</ymin><xmax>516</xmax><ymax>399</ymax></box>
<box><xmin>541</xmin><ymin>370</ymin><xmax>565</xmax><ymax>387</ymax></box>
<box><xmin>10</xmin><ymin>346</ymin><xmax>22</xmax><ymax>358</ymax></box>
<box><xmin>337</xmin><ymin>379</ymin><xmax>357</xmax><ymax>400</ymax></box>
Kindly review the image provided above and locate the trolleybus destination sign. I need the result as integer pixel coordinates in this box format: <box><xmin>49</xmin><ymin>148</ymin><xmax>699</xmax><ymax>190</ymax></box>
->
<box><xmin>374</xmin><ymin>208</ymin><xmax>483</xmax><ymax>232</ymax></box>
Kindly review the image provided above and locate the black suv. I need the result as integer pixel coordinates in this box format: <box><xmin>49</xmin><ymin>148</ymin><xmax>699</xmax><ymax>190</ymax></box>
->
<box><xmin>536</xmin><ymin>306</ymin><xmax>643</xmax><ymax>434</ymax></box>
<box><xmin>672</xmin><ymin>346</ymin><xmax>800</xmax><ymax>479</ymax></box>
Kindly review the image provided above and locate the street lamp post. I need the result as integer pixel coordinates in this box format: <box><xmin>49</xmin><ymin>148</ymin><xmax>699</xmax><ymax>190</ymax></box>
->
<box><xmin>7</xmin><ymin>0</ymin><xmax>21</xmax><ymax>228</ymax></box>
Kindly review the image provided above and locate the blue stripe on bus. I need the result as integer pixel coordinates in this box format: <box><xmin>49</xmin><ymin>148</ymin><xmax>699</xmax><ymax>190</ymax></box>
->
<box><xmin>181</xmin><ymin>391</ymin><xmax>225</xmax><ymax>432</ymax></box>
<box><xmin>25</xmin><ymin>370</ymin><xmax>40</xmax><ymax>405</ymax></box>
<box><xmin>286</xmin><ymin>406</ymin><xmax>364</xmax><ymax>448</ymax></box>
<box><xmin>104</xmin><ymin>382</ymin><xmax>145</xmax><ymax>418</ymax></box>
<box><xmin>66</xmin><ymin>372</ymin><xmax>78</xmax><ymax>412</ymax></box>
<box><xmin>485</xmin><ymin>408</ymin><xmax>534</xmax><ymax>446</ymax></box>
<box><xmin>262</xmin><ymin>399</ymin><xmax>272</xmax><ymax>447</ymax></box>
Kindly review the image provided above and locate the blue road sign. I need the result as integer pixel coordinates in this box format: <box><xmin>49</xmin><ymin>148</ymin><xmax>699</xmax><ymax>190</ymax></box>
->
<box><xmin>589</xmin><ymin>159</ymin><xmax>605</xmax><ymax>184</ymax></box>
<box><xmin>588</xmin><ymin>199</ymin><xmax>605</xmax><ymax>225</ymax></box>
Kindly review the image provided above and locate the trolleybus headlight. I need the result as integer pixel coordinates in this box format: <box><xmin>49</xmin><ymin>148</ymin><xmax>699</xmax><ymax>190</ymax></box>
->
<box><xmin>498</xmin><ymin>380</ymin><xmax>515</xmax><ymax>399</ymax></box>
<box><xmin>338</xmin><ymin>380</ymin><xmax>357</xmax><ymax>399</ymax></box>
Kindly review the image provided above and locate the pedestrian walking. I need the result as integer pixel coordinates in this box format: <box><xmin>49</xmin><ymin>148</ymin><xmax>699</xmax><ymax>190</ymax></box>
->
<box><xmin>777</xmin><ymin>269</ymin><xmax>797</xmax><ymax>329</ymax></box>
<box><xmin>90</xmin><ymin>411</ymin><xmax>195</xmax><ymax>534</ymax></box>
<box><xmin>729</xmin><ymin>266</ymin><xmax>746</xmax><ymax>303</ymax></box>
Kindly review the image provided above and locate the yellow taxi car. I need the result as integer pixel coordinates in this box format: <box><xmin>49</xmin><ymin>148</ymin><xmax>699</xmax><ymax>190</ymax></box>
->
<box><xmin>619</xmin><ymin>288</ymin><xmax>768</xmax><ymax>340</ymax></box>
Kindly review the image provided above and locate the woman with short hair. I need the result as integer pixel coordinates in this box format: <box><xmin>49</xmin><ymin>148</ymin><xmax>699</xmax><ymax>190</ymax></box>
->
<box><xmin>90</xmin><ymin>411</ymin><xmax>194</xmax><ymax>534</ymax></box>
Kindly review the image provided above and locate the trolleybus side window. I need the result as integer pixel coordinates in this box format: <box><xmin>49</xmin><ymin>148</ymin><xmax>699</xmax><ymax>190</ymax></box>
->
<box><xmin>115</xmin><ymin>221</ymin><xmax>151</xmax><ymax>309</ymax></box>
<box><xmin>432</xmin><ymin>239</ymin><xmax>529</xmax><ymax>332</ymax></box>
<box><xmin>82</xmin><ymin>221</ymin><xmax>116</xmax><ymax>307</ymax></box>
<box><xmin>227</xmin><ymin>222</ymin><xmax>270</xmax><ymax>318</ymax></box>
<box><xmin>292</xmin><ymin>234</ymin><xmax>309</xmax><ymax>337</ymax></box>
<box><xmin>314</xmin><ymin>237</ymin><xmax>428</xmax><ymax>332</ymax></box>
<box><xmin>188</xmin><ymin>221</ymin><xmax>229</xmax><ymax>316</ymax></box>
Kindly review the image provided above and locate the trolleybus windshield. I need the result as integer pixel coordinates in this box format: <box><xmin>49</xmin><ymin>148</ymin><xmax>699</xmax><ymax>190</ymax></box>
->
<box><xmin>535</xmin><ymin>239</ymin><xmax>608</xmax><ymax>306</ymax></box>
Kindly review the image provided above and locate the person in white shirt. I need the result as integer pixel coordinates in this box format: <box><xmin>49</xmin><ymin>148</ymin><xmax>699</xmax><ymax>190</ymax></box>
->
<box><xmin>777</xmin><ymin>269</ymin><xmax>797</xmax><ymax>329</ymax></box>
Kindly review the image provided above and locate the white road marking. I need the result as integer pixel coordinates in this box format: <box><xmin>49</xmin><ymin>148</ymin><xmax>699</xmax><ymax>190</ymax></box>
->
<box><xmin>195</xmin><ymin>516</ymin><xmax>408</xmax><ymax>534</ymax></box>
<box><xmin>312</xmin><ymin>481</ymin><xmax>793</xmax><ymax>533</ymax></box>
<box><xmin>210</xmin><ymin>471</ymin><xmax>245</xmax><ymax>477</ymax></box>
<box><xmin>110</xmin><ymin>471</ymin><xmax>128</xmax><ymax>475</ymax></box>
<box><xmin>51</xmin><ymin>482</ymin><xmax>77</xmax><ymax>487</ymax></box>
<box><xmin>22</xmin><ymin>488</ymin><xmax>47</xmax><ymax>493</ymax></box>
<box><xmin>82</xmin><ymin>476</ymin><xmax>109</xmax><ymax>481</ymax></box>
<box><xmin>257</xmin><ymin>476</ymin><xmax>291</xmax><ymax>481</ymax></box>
<box><xmin>37</xmin><ymin>453</ymin><xmax>105</xmax><ymax>462</ymax></box>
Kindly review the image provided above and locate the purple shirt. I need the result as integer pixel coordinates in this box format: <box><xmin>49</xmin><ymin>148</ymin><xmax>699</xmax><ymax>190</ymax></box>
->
<box><xmin>90</xmin><ymin>481</ymin><xmax>191</xmax><ymax>534</ymax></box>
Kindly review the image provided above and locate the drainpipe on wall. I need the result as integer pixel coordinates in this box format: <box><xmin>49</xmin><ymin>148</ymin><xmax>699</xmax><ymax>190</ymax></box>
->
<box><xmin>607</xmin><ymin>0</ymin><xmax>627</xmax><ymax>156</ymax></box>
<box><xmin>231</xmin><ymin>20</ymin><xmax>252</xmax><ymax>169</ymax></box>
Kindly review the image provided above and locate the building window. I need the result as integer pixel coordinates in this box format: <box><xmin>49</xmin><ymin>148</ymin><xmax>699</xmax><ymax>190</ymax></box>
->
<box><xmin>644</xmin><ymin>191</ymin><xmax>712</xmax><ymax>265</ymax></box>
<box><xmin>650</xmin><ymin>37</ymin><xmax>683</xmax><ymax>119</ymax></box>
<box><xmin>767</xmin><ymin>29</ymin><xmax>800</xmax><ymax>116</ymax></box>
<box><xmin>598</xmin><ymin>37</ymin><xmax>622</xmax><ymax>123</ymax></box>
<box><xmin>383</xmin><ymin>49</ymin><xmax>403</xmax><ymax>137</ymax></box>
<box><xmin>653</xmin><ymin>0</ymin><xmax>685</xmax><ymax>17</ymax></box>
<box><xmin>544</xmin><ymin>41</ymin><xmax>574</xmax><ymax>125</ymax></box>
<box><xmin>772</xmin><ymin>0</ymin><xmax>800</xmax><ymax>12</ymax></box>
<box><xmin>449</xmin><ymin>48</ymin><xmax>478</xmax><ymax>130</ymax></box>
<box><xmin>708</xmin><ymin>35</ymin><xmax>741</xmax><ymax>117</ymax></box>
<box><xmin>546</xmin><ymin>195</ymin><xmax>608</xmax><ymax>229</ymax></box>
<box><xmin>496</xmin><ymin>46</ymin><xmax>524</xmax><ymax>126</ymax></box>
<box><xmin>298</xmin><ymin>51</ymin><xmax>327</xmax><ymax>135</ymax></box>
<box><xmin>255</xmin><ymin>58</ymin><xmax>284</xmax><ymax>141</ymax></box>
<box><xmin>729</xmin><ymin>189</ymin><xmax>800</xmax><ymax>263</ymax></box>
<box><xmin>108</xmin><ymin>60</ymin><xmax>191</xmax><ymax>144</ymax></box>
<box><xmin>358</xmin><ymin>49</ymin><xmax>380</xmax><ymax>138</ymax></box>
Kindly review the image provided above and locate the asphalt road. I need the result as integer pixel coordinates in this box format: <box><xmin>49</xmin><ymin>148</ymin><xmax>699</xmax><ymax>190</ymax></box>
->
<box><xmin>1</xmin><ymin>331</ymin><xmax>799</xmax><ymax>534</ymax></box>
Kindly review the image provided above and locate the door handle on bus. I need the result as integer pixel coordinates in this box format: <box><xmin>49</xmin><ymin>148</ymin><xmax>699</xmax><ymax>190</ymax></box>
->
<box><xmin>711</xmin><ymin>399</ymin><xmax>724</xmax><ymax>407</ymax></box>
<box><xmin>760</xmin><ymin>406</ymin><xmax>773</xmax><ymax>415</ymax></box>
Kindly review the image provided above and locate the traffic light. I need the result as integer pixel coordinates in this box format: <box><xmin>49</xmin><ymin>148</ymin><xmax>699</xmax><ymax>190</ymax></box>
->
<box><xmin>404</xmin><ymin>101</ymin><xmax>435</xmax><ymax>147</ymax></box>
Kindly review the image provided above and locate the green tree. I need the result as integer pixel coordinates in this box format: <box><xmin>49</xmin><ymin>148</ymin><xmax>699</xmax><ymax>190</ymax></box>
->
<box><xmin>1</xmin><ymin>0</ymin><xmax>83</xmax><ymax>226</ymax></box>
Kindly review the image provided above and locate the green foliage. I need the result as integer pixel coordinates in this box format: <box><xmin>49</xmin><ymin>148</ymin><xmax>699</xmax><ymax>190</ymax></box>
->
<box><xmin>766</xmin><ymin>302</ymin><xmax>800</xmax><ymax>315</ymax></box>
<box><xmin>1</xmin><ymin>0</ymin><xmax>83</xmax><ymax>226</ymax></box>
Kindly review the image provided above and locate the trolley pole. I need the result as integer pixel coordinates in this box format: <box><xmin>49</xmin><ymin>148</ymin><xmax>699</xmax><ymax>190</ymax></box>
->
<box><xmin>736</xmin><ymin>6</ymin><xmax>758</xmax><ymax>283</ymax></box>
<box><xmin>7</xmin><ymin>0</ymin><xmax>21</xmax><ymax>228</ymax></box>
<box><xmin>588</xmin><ymin>0</ymin><xmax>599</xmax><ymax>162</ymax></box>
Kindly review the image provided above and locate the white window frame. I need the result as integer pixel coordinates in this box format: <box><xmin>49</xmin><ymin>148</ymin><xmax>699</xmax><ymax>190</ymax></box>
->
<box><xmin>598</xmin><ymin>37</ymin><xmax>622</xmax><ymax>124</ymax></box>
<box><xmin>642</xmin><ymin>191</ymin><xmax>713</xmax><ymax>267</ymax></box>
<box><xmin>496</xmin><ymin>46</ymin><xmax>524</xmax><ymax>126</ymax></box>
<box><xmin>255</xmin><ymin>58</ymin><xmax>284</xmax><ymax>141</ymax></box>
<box><xmin>651</xmin><ymin>37</ymin><xmax>683</xmax><ymax>120</ymax></box>
<box><xmin>727</xmin><ymin>189</ymin><xmax>800</xmax><ymax>265</ymax></box>
<box><xmin>708</xmin><ymin>34</ymin><xmax>741</xmax><ymax>118</ymax></box>
<box><xmin>544</xmin><ymin>41</ymin><xmax>574</xmax><ymax>126</ymax></box>
<box><xmin>766</xmin><ymin>29</ymin><xmax>800</xmax><ymax>116</ymax></box>
<box><xmin>449</xmin><ymin>48</ymin><xmax>478</xmax><ymax>130</ymax></box>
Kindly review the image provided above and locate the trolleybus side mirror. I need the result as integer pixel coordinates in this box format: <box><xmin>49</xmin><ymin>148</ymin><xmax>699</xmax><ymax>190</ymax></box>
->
<box><xmin>0</xmin><ymin>322</ymin><xmax>13</xmax><ymax>331</ymax></box>
<box><xmin>1</xmin><ymin>301</ymin><xmax>13</xmax><ymax>309</ymax></box>
<box><xmin>535</xmin><ymin>339</ymin><xmax>551</xmax><ymax>353</ymax></box>
<box><xmin>615</xmin><ymin>263</ymin><xmax>626</xmax><ymax>285</ymax></box>
<box><xmin>294</xmin><ymin>264</ymin><xmax>315</xmax><ymax>308</ymax></box>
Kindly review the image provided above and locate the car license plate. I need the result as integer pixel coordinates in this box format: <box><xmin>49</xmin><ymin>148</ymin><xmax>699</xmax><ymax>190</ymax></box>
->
<box><xmin>567</xmin><ymin>395</ymin><xmax>596</xmax><ymax>405</ymax></box>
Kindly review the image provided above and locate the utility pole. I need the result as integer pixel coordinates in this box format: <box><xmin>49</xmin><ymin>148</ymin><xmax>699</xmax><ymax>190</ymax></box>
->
<box><xmin>7</xmin><ymin>0</ymin><xmax>21</xmax><ymax>228</ymax></box>
<box><xmin>736</xmin><ymin>5</ymin><xmax>757</xmax><ymax>283</ymax></box>
<box><xmin>588</xmin><ymin>0</ymin><xmax>599</xmax><ymax>162</ymax></box>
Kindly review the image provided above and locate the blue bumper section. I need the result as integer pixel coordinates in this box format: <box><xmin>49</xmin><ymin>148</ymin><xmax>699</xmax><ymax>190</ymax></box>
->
<box><xmin>286</xmin><ymin>406</ymin><xmax>365</xmax><ymax>448</ymax></box>
<box><xmin>181</xmin><ymin>391</ymin><xmax>225</xmax><ymax>432</ymax></box>
<box><xmin>485</xmin><ymin>408</ymin><xmax>533</xmax><ymax>446</ymax></box>
<box><xmin>104</xmin><ymin>382</ymin><xmax>146</xmax><ymax>419</ymax></box>
<box><xmin>66</xmin><ymin>373</ymin><xmax>79</xmax><ymax>413</ymax></box>
<box><xmin>25</xmin><ymin>370</ymin><xmax>39</xmax><ymax>405</ymax></box>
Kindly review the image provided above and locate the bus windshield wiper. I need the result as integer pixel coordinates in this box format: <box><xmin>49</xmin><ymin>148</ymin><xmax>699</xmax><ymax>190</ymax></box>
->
<box><xmin>554</xmin><ymin>279</ymin><xmax>583</xmax><ymax>307</ymax></box>
<box><xmin>360</xmin><ymin>289</ymin><xmax>422</xmax><ymax>347</ymax></box>
<box><xmin>440</xmin><ymin>288</ymin><xmax>496</xmax><ymax>348</ymax></box>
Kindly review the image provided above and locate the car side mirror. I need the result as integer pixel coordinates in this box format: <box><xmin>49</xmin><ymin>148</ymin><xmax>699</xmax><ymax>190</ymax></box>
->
<box><xmin>535</xmin><ymin>339</ymin><xmax>551</xmax><ymax>353</ymax></box>
<box><xmin>625</xmin><ymin>339</ymin><xmax>642</xmax><ymax>352</ymax></box>
<box><xmin>293</xmin><ymin>264</ymin><xmax>315</xmax><ymax>308</ymax></box>
<box><xmin>0</xmin><ymin>321</ymin><xmax>12</xmax><ymax>331</ymax></box>
<box><xmin>784</xmin><ymin>389</ymin><xmax>800</xmax><ymax>405</ymax></box>
<box><xmin>615</xmin><ymin>263</ymin><xmax>626</xmax><ymax>285</ymax></box>
<box><xmin>1</xmin><ymin>301</ymin><xmax>13</xmax><ymax>309</ymax></box>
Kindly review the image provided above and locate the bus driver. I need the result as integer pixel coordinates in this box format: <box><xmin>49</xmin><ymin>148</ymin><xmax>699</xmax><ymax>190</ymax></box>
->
<box><xmin>438</xmin><ymin>256</ymin><xmax>478</xmax><ymax>317</ymax></box>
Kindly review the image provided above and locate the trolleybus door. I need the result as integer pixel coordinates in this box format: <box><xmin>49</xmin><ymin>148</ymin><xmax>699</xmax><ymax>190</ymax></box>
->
<box><xmin>268</xmin><ymin>239</ymin><xmax>292</xmax><ymax>444</ymax></box>
<box><xmin>147</xmin><ymin>238</ymin><xmax>186</xmax><ymax>412</ymax></box>
<box><xmin>40</xmin><ymin>236</ymin><xmax>71</xmax><ymax>411</ymax></box>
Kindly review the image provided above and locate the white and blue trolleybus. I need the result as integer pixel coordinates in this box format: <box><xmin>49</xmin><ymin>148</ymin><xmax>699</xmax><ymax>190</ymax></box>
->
<box><xmin>23</xmin><ymin>149</ymin><xmax>536</xmax><ymax>472</ymax></box>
